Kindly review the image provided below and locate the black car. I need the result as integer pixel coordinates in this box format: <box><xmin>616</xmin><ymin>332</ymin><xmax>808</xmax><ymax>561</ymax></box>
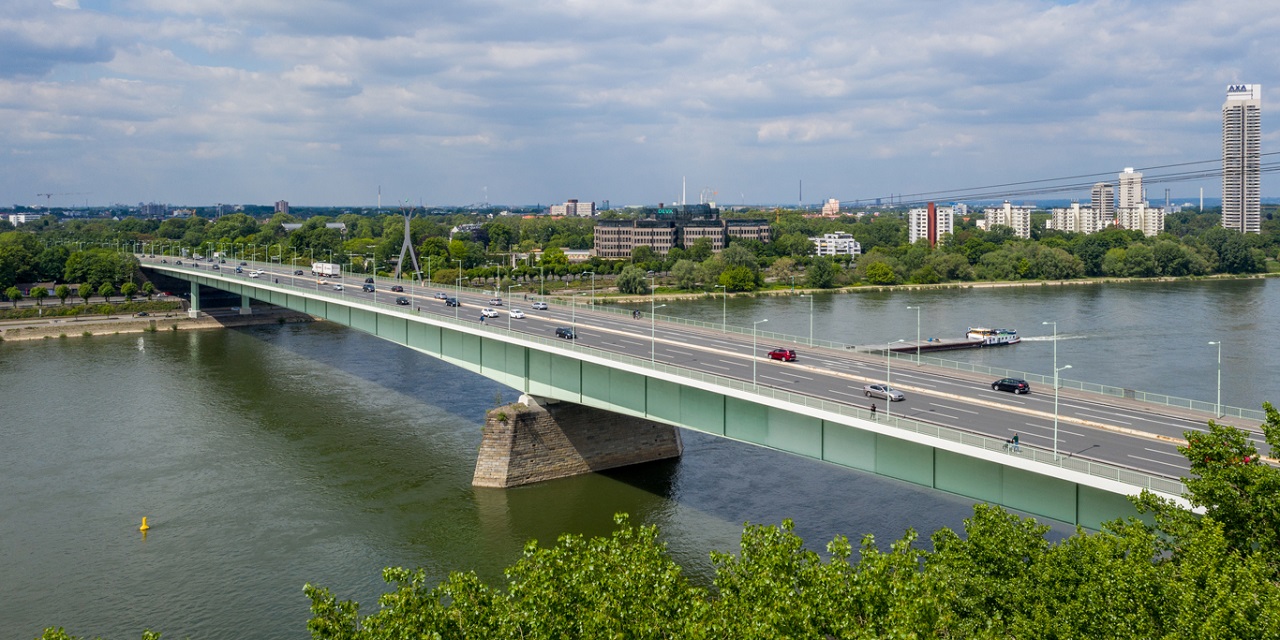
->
<box><xmin>390</xmin><ymin>285</ymin><xmax>404</xmax><ymax>292</ymax></box>
<box><xmin>395</xmin><ymin>296</ymin><xmax>410</xmax><ymax>305</ymax></box>
<box><xmin>555</xmin><ymin>327</ymin><xmax>577</xmax><ymax>340</ymax></box>
<box><xmin>364</xmin><ymin>277</ymin><xmax>375</xmax><ymax>284</ymax></box>
<box><xmin>445</xmin><ymin>297</ymin><xmax>460</xmax><ymax>307</ymax></box>
<box><xmin>992</xmin><ymin>378</ymin><xmax>1031</xmax><ymax>394</ymax></box>
<box><xmin>211</xmin><ymin>264</ymin><xmax>219</xmax><ymax>270</ymax></box>
<box><xmin>219</xmin><ymin>258</ymin><xmax>226</xmax><ymax>263</ymax></box>
<box><xmin>239</xmin><ymin>262</ymin><xmax>247</xmax><ymax>266</ymax></box>
<box><xmin>362</xmin><ymin>284</ymin><xmax>375</xmax><ymax>292</ymax></box>
<box><xmin>294</xmin><ymin>270</ymin><xmax>304</xmax><ymax>276</ymax></box>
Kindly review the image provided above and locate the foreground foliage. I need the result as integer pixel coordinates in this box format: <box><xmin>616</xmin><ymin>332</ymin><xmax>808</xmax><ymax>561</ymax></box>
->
<box><xmin>42</xmin><ymin>405</ymin><xmax>1280</xmax><ymax>639</ymax></box>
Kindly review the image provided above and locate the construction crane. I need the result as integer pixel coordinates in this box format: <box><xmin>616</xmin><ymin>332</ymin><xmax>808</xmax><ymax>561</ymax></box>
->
<box><xmin>36</xmin><ymin>192</ymin><xmax>89</xmax><ymax>204</ymax></box>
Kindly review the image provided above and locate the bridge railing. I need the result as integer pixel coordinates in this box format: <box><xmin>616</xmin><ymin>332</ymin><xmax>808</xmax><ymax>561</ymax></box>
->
<box><xmin>161</xmin><ymin>261</ymin><xmax>1191</xmax><ymax>497</ymax></box>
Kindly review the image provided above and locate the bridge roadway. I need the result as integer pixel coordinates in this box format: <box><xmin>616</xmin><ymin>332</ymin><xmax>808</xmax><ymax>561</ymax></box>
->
<box><xmin>145</xmin><ymin>257</ymin><xmax>1251</xmax><ymax>486</ymax></box>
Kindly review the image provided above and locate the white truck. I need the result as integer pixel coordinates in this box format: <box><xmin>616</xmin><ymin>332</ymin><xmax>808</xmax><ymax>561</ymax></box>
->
<box><xmin>311</xmin><ymin>262</ymin><xmax>341</xmax><ymax>277</ymax></box>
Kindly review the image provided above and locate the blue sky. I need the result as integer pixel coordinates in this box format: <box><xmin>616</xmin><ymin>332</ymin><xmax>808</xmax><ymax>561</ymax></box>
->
<box><xmin>2</xmin><ymin>0</ymin><xmax>1277</xmax><ymax>208</ymax></box>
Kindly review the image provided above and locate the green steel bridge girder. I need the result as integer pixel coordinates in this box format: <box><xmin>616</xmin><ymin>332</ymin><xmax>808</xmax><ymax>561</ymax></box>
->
<box><xmin>161</xmin><ymin>270</ymin><xmax>1182</xmax><ymax>530</ymax></box>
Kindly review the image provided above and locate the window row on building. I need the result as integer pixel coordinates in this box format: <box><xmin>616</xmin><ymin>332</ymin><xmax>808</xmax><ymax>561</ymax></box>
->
<box><xmin>592</xmin><ymin>205</ymin><xmax>770</xmax><ymax>258</ymax></box>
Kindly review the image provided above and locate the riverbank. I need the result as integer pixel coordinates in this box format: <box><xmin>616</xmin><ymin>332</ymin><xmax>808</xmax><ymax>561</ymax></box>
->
<box><xmin>0</xmin><ymin>305</ymin><xmax>316</xmax><ymax>342</ymax></box>
<box><xmin>595</xmin><ymin>272</ymin><xmax>1279</xmax><ymax>304</ymax></box>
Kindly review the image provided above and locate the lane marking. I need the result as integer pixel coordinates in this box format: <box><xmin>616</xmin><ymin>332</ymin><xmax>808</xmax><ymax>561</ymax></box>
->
<box><xmin>1128</xmin><ymin>454</ymin><xmax>1188</xmax><ymax>470</ymax></box>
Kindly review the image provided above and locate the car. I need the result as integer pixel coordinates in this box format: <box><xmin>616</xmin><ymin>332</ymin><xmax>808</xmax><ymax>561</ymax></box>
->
<box><xmin>333</xmin><ymin>284</ymin><xmax>344</xmax><ymax>291</ymax></box>
<box><xmin>294</xmin><ymin>270</ymin><xmax>304</xmax><ymax>276</ymax></box>
<box><xmin>489</xmin><ymin>298</ymin><xmax>503</xmax><ymax>306</ymax></box>
<box><xmin>249</xmin><ymin>271</ymin><xmax>260</xmax><ymax>278</ymax></box>
<box><xmin>362</xmin><ymin>284</ymin><xmax>375</xmax><ymax>292</ymax></box>
<box><xmin>992</xmin><ymin>378</ymin><xmax>1031</xmax><ymax>394</ymax></box>
<box><xmin>390</xmin><ymin>285</ymin><xmax>404</xmax><ymax>292</ymax></box>
<box><xmin>395</xmin><ymin>296</ymin><xmax>410</xmax><ymax>305</ymax></box>
<box><xmin>211</xmin><ymin>264</ymin><xmax>219</xmax><ymax>270</ymax></box>
<box><xmin>555</xmin><ymin>327</ymin><xmax>577</xmax><ymax>339</ymax></box>
<box><xmin>160</xmin><ymin>259</ymin><xmax>168</xmax><ymax>263</ymax></box>
<box><xmin>175</xmin><ymin>260</ymin><xmax>183</xmax><ymax>265</ymax></box>
<box><xmin>509</xmin><ymin>309</ymin><xmax>525</xmax><ymax>319</ymax></box>
<box><xmin>532</xmin><ymin>301</ymin><xmax>549</xmax><ymax>310</ymax></box>
<box><xmin>434</xmin><ymin>292</ymin><xmax>448</xmax><ymax>300</ymax></box>
<box><xmin>239</xmin><ymin>261</ymin><xmax>247</xmax><ymax>266</ymax></box>
<box><xmin>219</xmin><ymin>258</ymin><xmax>226</xmax><ymax>263</ymax></box>
<box><xmin>235</xmin><ymin>266</ymin><xmax>243</xmax><ymax>273</ymax></box>
<box><xmin>481</xmin><ymin>307</ymin><xmax>500</xmax><ymax>317</ymax></box>
<box><xmin>767</xmin><ymin>348</ymin><xmax>797</xmax><ymax>362</ymax></box>
<box><xmin>445</xmin><ymin>297</ymin><xmax>460</xmax><ymax>307</ymax></box>
<box><xmin>135</xmin><ymin>311</ymin><xmax>150</xmax><ymax>317</ymax></box>
<box><xmin>364</xmin><ymin>277</ymin><xmax>375</xmax><ymax>284</ymax></box>
<box><xmin>863</xmin><ymin>383</ymin><xmax>905</xmax><ymax>402</ymax></box>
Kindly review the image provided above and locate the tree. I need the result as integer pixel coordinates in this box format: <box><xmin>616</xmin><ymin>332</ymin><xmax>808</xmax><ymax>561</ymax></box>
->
<box><xmin>687</xmin><ymin>237</ymin><xmax>713</xmax><ymax>261</ymax></box>
<box><xmin>30</xmin><ymin>285</ymin><xmax>48</xmax><ymax>307</ymax></box>
<box><xmin>4</xmin><ymin>285</ymin><xmax>20</xmax><ymax>308</ymax></box>
<box><xmin>142</xmin><ymin>282</ymin><xmax>156</xmax><ymax>300</ymax></box>
<box><xmin>864</xmin><ymin>261</ymin><xmax>898</xmax><ymax>285</ymax></box>
<box><xmin>55</xmin><ymin>284</ymin><xmax>71</xmax><ymax>305</ymax></box>
<box><xmin>615</xmin><ymin>266</ymin><xmax>649</xmax><ymax>295</ymax></box>
<box><xmin>671</xmin><ymin>259</ymin><xmax>698</xmax><ymax>290</ymax></box>
<box><xmin>719</xmin><ymin>266</ymin><xmax>758</xmax><ymax>292</ymax></box>
<box><xmin>78</xmin><ymin>283</ymin><xmax>93</xmax><ymax>305</ymax></box>
<box><xmin>120</xmin><ymin>282</ymin><xmax>138</xmax><ymax>302</ymax></box>
<box><xmin>97</xmin><ymin>282</ymin><xmax>115</xmax><ymax>302</ymax></box>
<box><xmin>805</xmin><ymin>257</ymin><xmax>837</xmax><ymax>289</ymax></box>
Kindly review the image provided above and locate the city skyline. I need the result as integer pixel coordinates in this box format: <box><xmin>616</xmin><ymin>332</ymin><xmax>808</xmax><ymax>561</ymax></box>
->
<box><xmin>3</xmin><ymin>0</ymin><xmax>1278</xmax><ymax>208</ymax></box>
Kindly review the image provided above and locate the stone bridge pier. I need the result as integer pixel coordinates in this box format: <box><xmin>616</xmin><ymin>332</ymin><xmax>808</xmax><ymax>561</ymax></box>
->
<box><xmin>472</xmin><ymin>395</ymin><xmax>684</xmax><ymax>488</ymax></box>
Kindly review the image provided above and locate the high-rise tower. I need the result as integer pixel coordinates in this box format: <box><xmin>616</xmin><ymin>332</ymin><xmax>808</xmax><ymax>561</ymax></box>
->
<box><xmin>1091</xmin><ymin>182</ymin><xmax>1115</xmax><ymax>222</ymax></box>
<box><xmin>1118</xmin><ymin>168</ymin><xmax>1143</xmax><ymax>208</ymax></box>
<box><xmin>1222</xmin><ymin>84</ymin><xmax>1262</xmax><ymax>233</ymax></box>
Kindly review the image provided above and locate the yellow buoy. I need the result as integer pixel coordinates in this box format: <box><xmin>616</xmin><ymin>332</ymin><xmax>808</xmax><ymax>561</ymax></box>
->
<box><xmin>139</xmin><ymin>516</ymin><xmax>150</xmax><ymax>532</ymax></box>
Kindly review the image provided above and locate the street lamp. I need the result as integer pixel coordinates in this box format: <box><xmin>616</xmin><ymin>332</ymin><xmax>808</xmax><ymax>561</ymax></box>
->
<box><xmin>886</xmin><ymin>339</ymin><xmax>906</xmax><ymax>417</ymax></box>
<box><xmin>539</xmin><ymin>265</ymin><xmax>545</xmax><ymax>298</ymax></box>
<box><xmin>752</xmin><ymin>319</ymin><xmax>769</xmax><ymax>385</ymax></box>
<box><xmin>907</xmin><ymin>305</ymin><xmax>922</xmax><ymax>364</ymax></box>
<box><xmin>454</xmin><ymin>259</ymin><xmax>463</xmax><ymax>318</ymax></box>
<box><xmin>714</xmin><ymin>285</ymin><xmax>727</xmax><ymax>332</ymax></box>
<box><xmin>651</xmin><ymin>303</ymin><xmax>667</xmax><ymax>364</ymax></box>
<box><xmin>1209</xmin><ymin>341</ymin><xmax>1222</xmax><ymax>417</ymax></box>
<box><xmin>800</xmin><ymin>294</ymin><xmax>814</xmax><ymax>346</ymax></box>
<box><xmin>1052</xmin><ymin>363</ymin><xmax>1072</xmax><ymax>460</ymax></box>
<box><xmin>582</xmin><ymin>271</ymin><xmax>595</xmax><ymax>307</ymax></box>
<box><xmin>507</xmin><ymin>284</ymin><xmax>520</xmax><ymax>329</ymax></box>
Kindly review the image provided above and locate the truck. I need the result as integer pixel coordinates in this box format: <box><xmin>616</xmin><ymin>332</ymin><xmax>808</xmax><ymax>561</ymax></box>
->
<box><xmin>311</xmin><ymin>262</ymin><xmax>341</xmax><ymax>277</ymax></box>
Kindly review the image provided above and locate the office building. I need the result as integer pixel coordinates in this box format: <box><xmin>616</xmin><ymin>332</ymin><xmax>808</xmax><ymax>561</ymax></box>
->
<box><xmin>592</xmin><ymin>204</ymin><xmax>770</xmax><ymax>258</ymax></box>
<box><xmin>1118</xmin><ymin>168</ymin><xmax>1144</xmax><ymax>208</ymax></box>
<box><xmin>550</xmin><ymin>199</ymin><xmax>595</xmax><ymax>217</ymax></box>
<box><xmin>980</xmin><ymin>202</ymin><xmax>1033</xmax><ymax>238</ymax></box>
<box><xmin>1091</xmin><ymin>183</ymin><xmax>1115</xmax><ymax>222</ymax></box>
<box><xmin>1222</xmin><ymin>84</ymin><xmax>1262</xmax><ymax>233</ymax></box>
<box><xmin>274</xmin><ymin>200</ymin><xmax>289</xmax><ymax>215</ymax></box>
<box><xmin>820</xmin><ymin>198</ymin><xmax>840</xmax><ymax>217</ymax></box>
<box><xmin>907</xmin><ymin>202</ymin><xmax>953</xmax><ymax>247</ymax></box>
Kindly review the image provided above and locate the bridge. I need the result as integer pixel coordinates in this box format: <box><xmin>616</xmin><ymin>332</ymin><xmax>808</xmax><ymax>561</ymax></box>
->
<box><xmin>139</xmin><ymin>256</ymin><xmax>1213</xmax><ymax>529</ymax></box>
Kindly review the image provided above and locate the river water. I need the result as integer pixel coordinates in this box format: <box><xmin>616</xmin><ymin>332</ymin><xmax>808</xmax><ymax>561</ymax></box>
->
<box><xmin>3</xmin><ymin>278</ymin><xmax>1277</xmax><ymax>639</ymax></box>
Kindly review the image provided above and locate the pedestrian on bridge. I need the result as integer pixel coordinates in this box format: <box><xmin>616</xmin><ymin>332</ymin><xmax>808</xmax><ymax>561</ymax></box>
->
<box><xmin>870</xmin><ymin>403</ymin><xmax>876</xmax><ymax>418</ymax></box>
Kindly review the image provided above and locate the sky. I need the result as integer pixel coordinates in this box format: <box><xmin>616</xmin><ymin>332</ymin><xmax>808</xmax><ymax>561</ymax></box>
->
<box><xmin>2</xmin><ymin>0</ymin><xmax>1278</xmax><ymax>208</ymax></box>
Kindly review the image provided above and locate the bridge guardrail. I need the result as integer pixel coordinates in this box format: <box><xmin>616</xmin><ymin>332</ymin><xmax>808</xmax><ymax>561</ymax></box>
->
<box><xmin>154</xmin><ymin>260</ymin><xmax>1191</xmax><ymax>497</ymax></box>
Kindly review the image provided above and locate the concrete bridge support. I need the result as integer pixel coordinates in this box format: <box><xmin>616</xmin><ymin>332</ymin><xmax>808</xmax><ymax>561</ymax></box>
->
<box><xmin>188</xmin><ymin>281</ymin><xmax>201</xmax><ymax>318</ymax></box>
<box><xmin>240</xmin><ymin>294</ymin><xmax>253</xmax><ymax>315</ymax></box>
<box><xmin>473</xmin><ymin>395</ymin><xmax>683</xmax><ymax>488</ymax></box>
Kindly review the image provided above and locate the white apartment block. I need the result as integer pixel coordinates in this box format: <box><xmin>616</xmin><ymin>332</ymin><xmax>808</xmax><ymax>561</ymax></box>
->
<box><xmin>1118</xmin><ymin>168</ymin><xmax>1144</xmax><ymax>208</ymax></box>
<box><xmin>952</xmin><ymin>203</ymin><xmax>969</xmax><ymax>217</ymax></box>
<box><xmin>1222</xmin><ymin>84</ymin><xmax>1262</xmax><ymax>233</ymax></box>
<box><xmin>809</xmin><ymin>232</ymin><xmax>862</xmax><ymax>257</ymax></box>
<box><xmin>907</xmin><ymin>203</ymin><xmax>954</xmax><ymax>246</ymax></box>
<box><xmin>550</xmin><ymin>199</ymin><xmax>595</xmax><ymax>217</ymax></box>
<box><xmin>979</xmin><ymin>202</ymin><xmax>1033</xmax><ymax>238</ymax></box>
<box><xmin>7</xmin><ymin>213</ymin><xmax>41</xmax><ymax>225</ymax></box>
<box><xmin>821</xmin><ymin>198</ymin><xmax>840</xmax><ymax>216</ymax></box>
<box><xmin>1117</xmin><ymin>203</ymin><xmax>1164</xmax><ymax>237</ymax></box>
<box><xmin>1091</xmin><ymin>182</ymin><xmax>1116</xmax><ymax>221</ymax></box>
<box><xmin>1048</xmin><ymin>203</ymin><xmax>1108</xmax><ymax>234</ymax></box>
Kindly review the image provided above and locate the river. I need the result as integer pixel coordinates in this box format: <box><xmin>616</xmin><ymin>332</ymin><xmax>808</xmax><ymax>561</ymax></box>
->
<box><xmin>2</xmin><ymin>277</ymin><xmax>1276</xmax><ymax>639</ymax></box>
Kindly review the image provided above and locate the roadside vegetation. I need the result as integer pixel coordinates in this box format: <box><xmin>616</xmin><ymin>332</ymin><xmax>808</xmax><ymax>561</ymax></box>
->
<box><xmin>37</xmin><ymin>404</ymin><xmax>1280</xmax><ymax>639</ymax></box>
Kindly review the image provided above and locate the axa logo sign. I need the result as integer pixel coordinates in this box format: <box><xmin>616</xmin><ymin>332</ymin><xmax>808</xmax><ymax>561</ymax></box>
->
<box><xmin>1228</xmin><ymin>84</ymin><xmax>1250</xmax><ymax>93</ymax></box>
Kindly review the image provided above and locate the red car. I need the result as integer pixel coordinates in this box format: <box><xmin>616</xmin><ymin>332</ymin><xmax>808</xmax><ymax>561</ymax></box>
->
<box><xmin>767</xmin><ymin>348</ymin><xmax>797</xmax><ymax>362</ymax></box>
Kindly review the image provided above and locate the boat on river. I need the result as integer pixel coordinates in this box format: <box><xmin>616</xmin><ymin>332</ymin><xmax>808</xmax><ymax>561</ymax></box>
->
<box><xmin>888</xmin><ymin>327</ymin><xmax>1020</xmax><ymax>353</ymax></box>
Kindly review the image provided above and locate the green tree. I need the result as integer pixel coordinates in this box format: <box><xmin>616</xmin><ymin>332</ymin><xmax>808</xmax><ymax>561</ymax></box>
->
<box><xmin>97</xmin><ymin>282</ymin><xmax>115</xmax><ymax>302</ymax></box>
<box><xmin>719</xmin><ymin>265</ymin><xmax>758</xmax><ymax>292</ymax></box>
<box><xmin>670</xmin><ymin>259</ymin><xmax>698</xmax><ymax>290</ymax></box>
<box><xmin>142</xmin><ymin>282</ymin><xmax>156</xmax><ymax>300</ymax></box>
<box><xmin>864</xmin><ymin>261</ymin><xmax>898</xmax><ymax>285</ymax></box>
<box><xmin>55</xmin><ymin>284</ymin><xmax>71</xmax><ymax>305</ymax></box>
<box><xmin>615</xmin><ymin>266</ymin><xmax>649</xmax><ymax>295</ymax></box>
<box><xmin>30</xmin><ymin>284</ymin><xmax>48</xmax><ymax>307</ymax></box>
<box><xmin>120</xmin><ymin>282</ymin><xmax>138</xmax><ymax>302</ymax></box>
<box><xmin>4</xmin><ymin>285</ymin><xmax>21</xmax><ymax>308</ymax></box>
<box><xmin>687</xmin><ymin>237</ymin><xmax>713</xmax><ymax>261</ymax></box>
<box><xmin>78</xmin><ymin>283</ymin><xmax>93</xmax><ymax>305</ymax></box>
<box><xmin>805</xmin><ymin>257</ymin><xmax>837</xmax><ymax>288</ymax></box>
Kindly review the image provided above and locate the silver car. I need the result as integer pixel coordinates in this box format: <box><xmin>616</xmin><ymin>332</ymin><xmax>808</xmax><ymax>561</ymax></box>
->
<box><xmin>863</xmin><ymin>383</ymin><xmax>905</xmax><ymax>402</ymax></box>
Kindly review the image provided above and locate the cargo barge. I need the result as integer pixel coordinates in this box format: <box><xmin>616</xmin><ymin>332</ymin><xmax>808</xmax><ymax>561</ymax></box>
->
<box><xmin>889</xmin><ymin>327</ymin><xmax>1021</xmax><ymax>353</ymax></box>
